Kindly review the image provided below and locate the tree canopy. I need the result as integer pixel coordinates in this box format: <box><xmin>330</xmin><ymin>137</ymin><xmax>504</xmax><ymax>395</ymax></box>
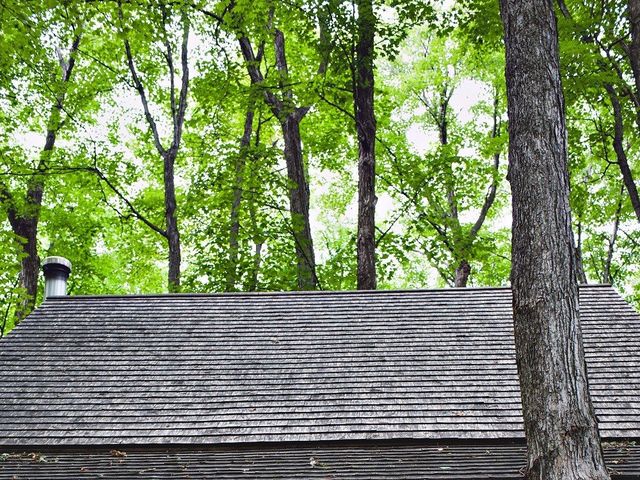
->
<box><xmin>1</xmin><ymin>0</ymin><xmax>638</xmax><ymax>335</ymax></box>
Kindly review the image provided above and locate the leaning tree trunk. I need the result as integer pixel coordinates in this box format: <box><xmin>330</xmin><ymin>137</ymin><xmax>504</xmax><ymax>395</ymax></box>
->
<box><xmin>281</xmin><ymin>113</ymin><xmax>318</xmax><ymax>290</ymax></box>
<box><xmin>605</xmin><ymin>84</ymin><xmax>640</xmax><ymax>223</ymax></box>
<box><xmin>355</xmin><ymin>0</ymin><xmax>377</xmax><ymax>290</ymax></box>
<box><xmin>500</xmin><ymin>1</ymin><xmax>610</xmax><ymax>479</ymax></box>
<box><xmin>163</xmin><ymin>149</ymin><xmax>181</xmax><ymax>292</ymax></box>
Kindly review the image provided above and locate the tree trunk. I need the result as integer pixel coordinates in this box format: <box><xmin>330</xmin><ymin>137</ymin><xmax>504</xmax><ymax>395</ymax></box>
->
<box><xmin>354</xmin><ymin>0</ymin><xmax>377</xmax><ymax>290</ymax></box>
<box><xmin>605</xmin><ymin>84</ymin><xmax>640</xmax><ymax>223</ymax></box>
<box><xmin>226</xmin><ymin>103</ymin><xmax>255</xmax><ymax>291</ymax></box>
<box><xmin>281</xmin><ymin>113</ymin><xmax>318</xmax><ymax>290</ymax></box>
<box><xmin>121</xmin><ymin>7</ymin><xmax>188</xmax><ymax>294</ymax></box>
<box><xmin>575</xmin><ymin>222</ymin><xmax>588</xmax><ymax>284</ymax></box>
<box><xmin>500</xmin><ymin>1</ymin><xmax>610</xmax><ymax>479</ymax></box>
<box><xmin>603</xmin><ymin>191</ymin><xmax>623</xmax><ymax>284</ymax></box>
<box><xmin>164</xmin><ymin>150</ymin><xmax>181</xmax><ymax>292</ymax></box>
<box><xmin>454</xmin><ymin>259</ymin><xmax>470</xmax><ymax>287</ymax></box>
<box><xmin>13</xmin><ymin>219</ymin><xmax>39</xmax><ymax>321</ymax></box>
<box><xmin>12</xmin><ymin>145</ymin><xmax>48</xmax><ymax>321</ymax></box>
<box><xmin>249</xmin><ymin>242</ymin><xmax>263</xmax><ymax>292</ymax></box>
<box><xmin>238</xmin><ymin>32</ymin><xmax>319</xmax><ymax>291</ymax></box>
<box><xmin>2</xmin><ymin>35</ymin><xmax>80</xmax><ymax>322</ymax></box>
<box><xmin>628</xmin><ymin>0</ymin><xmax>640</xmax><ymax>100</ymax></box>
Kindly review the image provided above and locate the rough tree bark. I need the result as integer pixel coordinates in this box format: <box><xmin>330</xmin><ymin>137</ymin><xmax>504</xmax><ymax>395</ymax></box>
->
<box><xmin>120</xmin><ymin>5</ymin><xmax>189</xmax><ymax>292</ymax></box>
<box><xmin>605</xmin><ymin>83</ymin><xmax>640</xmax><ymax>223</ymax></box>
<box><xmin>226</xmin><ymin>101</ymin><xmax>255</xmax><ymax>291</ymax></box>
<box><xmin>500</xmin><ymin>1</ymin><xmax>610</xmax><ymax>479</ymax></box>
<box><xmin>238</xmin><ymin>30</ymin><xmax>320</xmax><ymax>290</ymax></box>
<box><xmin>0</xmin><ymin>34</ymin><xmax>81</xmax><ymax>322</ymax></box>
<box><xmin>280</xmin><ymin>109</ymin><xmax>318</xmax><ymax>290</ymax></box>
<box><xmin>354</xmin><ymin>0</ymin><xmax>377</xmax><ymax>290</ymax></box>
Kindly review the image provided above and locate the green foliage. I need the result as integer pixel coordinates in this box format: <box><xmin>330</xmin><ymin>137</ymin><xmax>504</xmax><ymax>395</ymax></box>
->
<box><xmin>0</xmin><ymin>0</ymin><xmax>639</xmax><ymax>335</ymax></box>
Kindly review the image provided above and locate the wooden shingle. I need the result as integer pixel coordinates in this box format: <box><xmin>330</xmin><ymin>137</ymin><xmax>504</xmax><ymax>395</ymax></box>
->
<box><xmin>0</xmin><ymin>285</ymin><xmax>638</xmax><ymax>446</ymax></box>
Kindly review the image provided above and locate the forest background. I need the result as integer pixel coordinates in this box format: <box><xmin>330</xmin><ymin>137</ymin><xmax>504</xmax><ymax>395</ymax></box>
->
<box><xmin>0</xmin><ymin>0</ymin><xmax>638</xmax><ymax>334</ymax></box>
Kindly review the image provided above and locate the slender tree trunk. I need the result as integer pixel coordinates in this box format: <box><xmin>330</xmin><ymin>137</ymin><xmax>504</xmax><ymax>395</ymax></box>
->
<box><xmin>605</xmin><ymin>84</ymin><xmax>640</xmax><ymax>223</ymax></box>
<box><xmin>603</xmin><ymin>191</ymin><xmax>623</xmax><ymax>284</ymax></box>
<box><xmin>354</xmin><ymin>0</ymin><xmax>377</xmax><ymax>290</ymax></box>
<box><xmin>454</xmin><ymin>259</ymin><xmax>470</xmax><ymax>287</ymax></box>
<box><xmin>121</xmin><ymin>6</ymin><xmax>189</xmax><ymax>293</ymax></box>
<box><xmin>163</xmin><ymin>150</ymin><xmax>181</xmax><ymax>292</ymax></box>
<box><xmin>246</xmin><ymin>111</ymin><xmax>264</xmax><ymax>293</ymax></box>
<box><xmin>274</xmin><ymin>28</ymin><xmax>318</xmax><ymax>290</ymax></box>
<box><xmin>575</xmin><ymin>222</ymin><xmax>588</xmax><ymax>284</ymax></box>
<box><xmin>249</xmin><ymin>242</ymin><xmax>263</xmax><ymax>292</ymax></box>
<box><xmin>238</xmin><ymin>31</ymin><xmax>319</xmax><ymax>290</ymax></box>
<box><xmin>628</xmin><ymin>0</ymin><xmax>640</xmax><ymax>99</ymax></box>
<box><xmin>226</xmin><ymin>103</ymin><xmax>255</xmax><ymax>291</ymax></box>
<box><xmin>500</xmin><ymin>1</ymin><xmax>609</xmax><ymax>479</ymax></box>
<box><xmin>281</xmin><ymin>113</ymin><xmax>318</xmax><ymax>290</ymax></box>
<box><xmin>626</xmin><ymin>0</ymin><xmax>640</xmax><ymax>129</ymax></box>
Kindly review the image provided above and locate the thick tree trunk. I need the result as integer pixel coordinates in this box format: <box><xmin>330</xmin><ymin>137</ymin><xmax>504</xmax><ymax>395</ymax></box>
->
<box><xmin>226</xmin><ymin>103</ymin><xmax>255</xmax><ymax>291</ymax></box>
<box><xmin>454</xmin><ymin>259</ymin><xmax>470</xmax><ymax>287</ymax></box>
<box><xmin>2</xmin><ymin>35</ymin><xmax>80</xmax><ymax>322</ymax></box>
<box><xmin>12</xmin><ymin>151</ymin><xmax>47</xmax><ymax>321</ymax></box>
<box><xmin>605</xmin><ymin>84</ymin><xmax>640</xmax><ymax>223</ymax></box>
<box><xmin>281</xmin><ymin>113</ymin><xmax>318</xmax><ymax>290</ymax></box>
<box><xmin>354</xmin><ymin>0</ymin><xmax>377</xmax><ymax>290</ymax></box>
<box><xmin>500</xmin><ymin>1</ymin><xmax>610</xmax><ymax>479</ymax></box>
<box><xmin>13</xmin><ymin>220</ymin><xmax>39</xmax><ymax>321</ymax></box>
<box><xmin>164</xmin><ymin>150</ymin><xmax>181</xmax><ymax>292</ymax></box>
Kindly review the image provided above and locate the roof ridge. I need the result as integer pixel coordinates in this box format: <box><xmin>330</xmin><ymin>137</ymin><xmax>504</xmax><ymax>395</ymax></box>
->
<box><xmin>44</xmin><ymin>284</ymin><xmax>614</xmax><ymax>301</ymax></box>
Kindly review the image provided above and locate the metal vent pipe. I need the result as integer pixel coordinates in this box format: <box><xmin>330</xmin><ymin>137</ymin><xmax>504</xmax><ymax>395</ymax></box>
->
<box><xmin>42</xmin><ymin>256</ymin><xmax>72</xmax><ymax>298</ymax></box>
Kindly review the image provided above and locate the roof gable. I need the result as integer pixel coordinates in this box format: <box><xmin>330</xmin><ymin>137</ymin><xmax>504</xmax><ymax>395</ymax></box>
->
<box><xmin>0</xmin><ymin>285</ymin><xmax>638</xmax><ymax>446</ymax></box>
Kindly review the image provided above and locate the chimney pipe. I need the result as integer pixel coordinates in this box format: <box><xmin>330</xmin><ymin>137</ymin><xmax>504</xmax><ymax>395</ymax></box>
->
<box><xmin>42</xmin><ymin>256</ymin><xmax>72</xmax><ymax>298</ymax></box>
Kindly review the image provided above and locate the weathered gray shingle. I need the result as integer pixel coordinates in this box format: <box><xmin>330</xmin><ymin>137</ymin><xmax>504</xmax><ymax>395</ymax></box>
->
<box><xmin>1</xmin><ymin>443</ymin><xmax>640</xmax><ymax>479</ymax></box>
<box><xmin>0</xmin><ymin>285</ymin><xmax>638</xmax><ymax>445</ymax></box>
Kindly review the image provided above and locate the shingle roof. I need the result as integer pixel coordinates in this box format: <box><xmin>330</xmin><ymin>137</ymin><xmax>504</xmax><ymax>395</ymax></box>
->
<box><xmin>2</xmin><ymin>442</ymin><xmax>640</xmax><ymax>479</ymax></box>
<box><xmin>0</xmin><ymin>285</ymin><xmax>639</xmax><ymax>446</ymax></box>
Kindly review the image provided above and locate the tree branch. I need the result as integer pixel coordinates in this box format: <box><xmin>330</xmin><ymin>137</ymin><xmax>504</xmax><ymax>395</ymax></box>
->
<box><xmin>173</xmin><ymin>10</ymin><xmax>190</xmax><ymax>151</ymax></box>
<box><xmin>118</xmin><ymin>1</ymin><xmax>166</xmax><ymax>156</ymax></box>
